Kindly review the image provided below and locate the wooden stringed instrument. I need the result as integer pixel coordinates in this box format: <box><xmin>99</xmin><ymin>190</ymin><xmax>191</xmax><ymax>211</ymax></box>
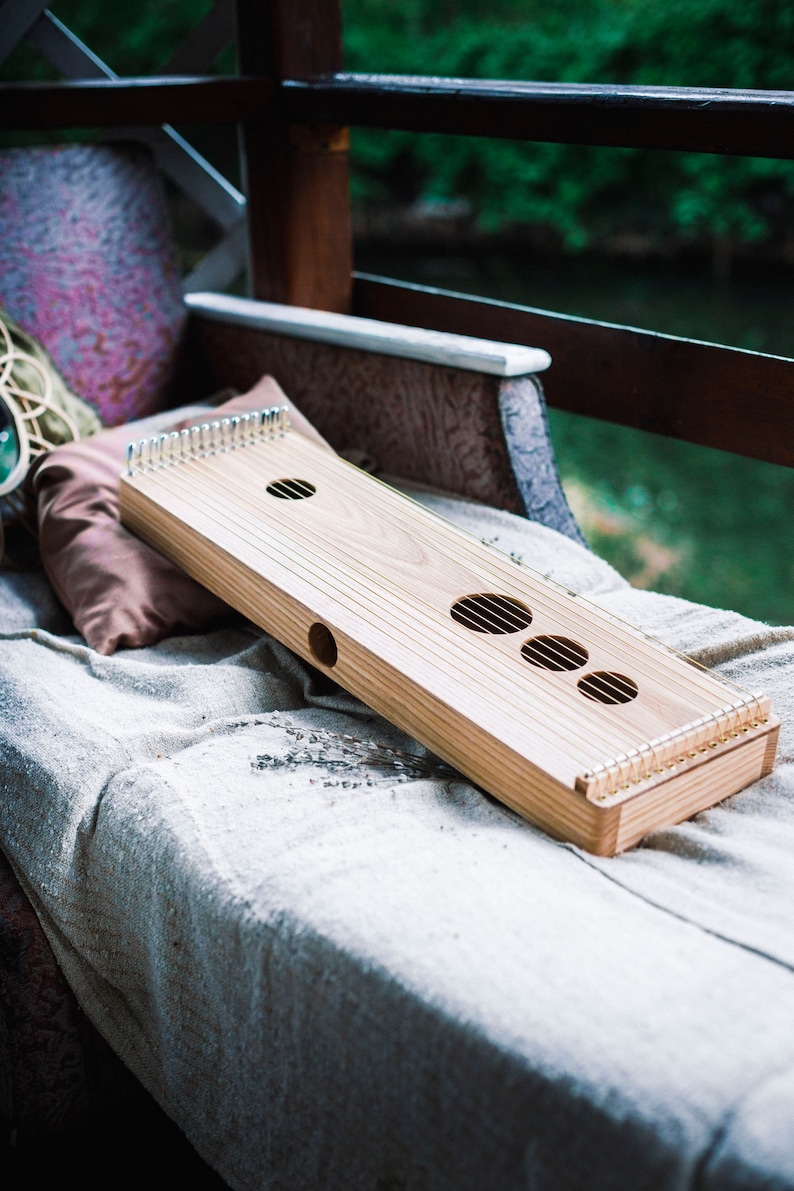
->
<box><xmin>119</xmin><ymin>407</ymin><xmax>779</xmax><ymax>856</ymax></box>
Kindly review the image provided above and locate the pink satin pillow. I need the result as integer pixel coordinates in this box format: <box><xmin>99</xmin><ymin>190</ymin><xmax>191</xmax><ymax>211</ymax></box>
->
<box><xmin>28</xmin><ymin>375</ymin><xmax>321</xmax><ymax>655</ymax></box>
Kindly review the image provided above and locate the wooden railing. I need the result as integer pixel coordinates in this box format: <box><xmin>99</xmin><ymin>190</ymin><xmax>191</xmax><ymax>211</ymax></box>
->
<box><xmin>6</xmin><ymin>74</ymin><xmax>794</xmax><ymax>157</ymax></box>
<box><xmin>2</xmin><ymin>0</ymin><xmax>794</xmax><ymax>466</ymax></box>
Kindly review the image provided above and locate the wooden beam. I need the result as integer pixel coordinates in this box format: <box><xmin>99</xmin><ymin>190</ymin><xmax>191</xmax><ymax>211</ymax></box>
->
<box><xmin>0</xmin><ymin>76</ymin><xmax>270</xmax><ymax>127</ymax></box>
<box><xmin>234</xmin><ymin>0</ymin><xmax>352</xmax><ymax>312</ymax></box>
<box><xmin>7</xmin><ymin>71</ymin><xmax>794</xmax><ymax>160</ymax></box>
<box><xmin>285</xmin><ymin>75</ymin><xmax>794</xmax><ymax>160</ymax></box>
<box><xmin>353</xmin><ymin>275</ymin><xmax>794</xmax><ymax>469</ymax></box>
<box><xmin>19</xmin><ymin>16</ymin><xmax>247</xmax><ymax>237</ymax></box>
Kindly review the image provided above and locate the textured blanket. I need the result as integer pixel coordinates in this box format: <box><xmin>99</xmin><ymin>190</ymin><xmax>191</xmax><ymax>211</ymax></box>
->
<box><xmin>2</xmin><ymin>490</ymin><xmax>794</xmax><ymax>1191</ymax></box>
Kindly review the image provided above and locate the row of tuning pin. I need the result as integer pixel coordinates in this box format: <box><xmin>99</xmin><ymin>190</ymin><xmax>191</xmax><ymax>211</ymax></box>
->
<box><xmin>126</xmin><ymin>405</ymin><xmax>291</xmax><ymax>474</ymax></box>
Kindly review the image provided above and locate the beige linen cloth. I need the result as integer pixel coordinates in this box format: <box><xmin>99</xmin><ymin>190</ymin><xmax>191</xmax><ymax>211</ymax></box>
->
<box><xmin>2</xmin><ymin>491</ymin><xmax>794</xmax><ymax>1191</ymax></box>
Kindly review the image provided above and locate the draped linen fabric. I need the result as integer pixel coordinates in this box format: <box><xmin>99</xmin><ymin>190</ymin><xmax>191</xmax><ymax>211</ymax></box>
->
<box><xmin>2</xmin><ymin>492</ymin><xmax>794</xmax><ymax>1190</ymax></box>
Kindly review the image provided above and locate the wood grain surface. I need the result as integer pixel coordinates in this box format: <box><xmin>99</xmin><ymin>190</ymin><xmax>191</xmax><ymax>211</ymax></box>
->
<box><xmin>120</xmin><ymin>420</ymin><xmax>778</xmax><ymax>854</ymax></box>
<box><xmin>234</xmin><ymin>0</ymin><xmax>352</xmax><ymax>312</ymax></box>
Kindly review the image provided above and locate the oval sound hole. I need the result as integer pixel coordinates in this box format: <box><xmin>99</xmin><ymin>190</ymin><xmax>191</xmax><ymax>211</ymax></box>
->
<box><xmin>578</xmin><ymin>671</ymin><xmax>638</xmax><ymax>705</ymax></box>
<box><xmin>266</xmin><ymin>478</ymin><xmax>316</xmax><ymax>500</ymax></box>
<box><xmin>308</xmin><ymin>622</ymin><xmax>338</xmax><ymax>667</ymax></box>
<box><xmin>521</xmin><ymin>635</ymin><xmax>588</xmax><ymax>671</ymax></box>
<box><xmin>450</xmin><ymin>594</ymin><xmax>532</xmax><ymax>634</ymax></box>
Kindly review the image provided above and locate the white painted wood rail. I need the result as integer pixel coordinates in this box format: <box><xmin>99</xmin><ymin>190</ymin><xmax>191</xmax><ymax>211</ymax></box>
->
<box><xmin>185</xmin><ymin>292</ymin><xmax>552</xmax><ymax>377</ymax></box>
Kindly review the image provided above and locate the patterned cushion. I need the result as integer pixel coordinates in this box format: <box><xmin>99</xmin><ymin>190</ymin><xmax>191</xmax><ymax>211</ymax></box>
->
<box><xmin>0</xmin><ymin>143</ymin><xmax>185</xmax><ymax>426</ymax></box>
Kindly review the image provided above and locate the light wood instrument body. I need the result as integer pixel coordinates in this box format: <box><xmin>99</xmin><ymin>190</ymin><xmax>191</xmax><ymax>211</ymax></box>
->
<box><xmin>120</xmin><ymin>413</ymin><xmax>778</xmax><ymax>855</ymax></box>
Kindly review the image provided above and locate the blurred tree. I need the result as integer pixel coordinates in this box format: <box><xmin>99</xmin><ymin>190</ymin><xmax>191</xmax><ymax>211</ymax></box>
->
<box><xmin>4</xmin><ymin>0</ymin><xmax>794</xmax><ymax>259</ymax></box>
<box><xmin>344</xmin><ymin>0</ymin><xmax>794</xmax><ymax>260</ymax></box>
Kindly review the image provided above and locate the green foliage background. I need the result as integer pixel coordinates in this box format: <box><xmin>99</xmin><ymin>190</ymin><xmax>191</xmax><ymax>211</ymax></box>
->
<box><xmin>6</xmin><ymin>0</ymin><xmax>794</xmax><ymax>253</ymax></box>
<box><xmin>344</xmin><ymin>0</ymin><xmax>794</xmax><ymax>253</ymax></box>
<box><xmin>344</xmin><ymin>0</ymin><xmax>794</xmax><ymax>624</ymax></box>
<box><xmin>4</xmin><ymin>0</ymin><xmax>794</xmax><ymax>622</ymax></box>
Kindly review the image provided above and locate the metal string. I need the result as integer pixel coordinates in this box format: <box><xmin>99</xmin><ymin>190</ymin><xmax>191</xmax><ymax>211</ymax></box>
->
<box><xmin>139</xmin><ymin>423</ymin><xmax>761</xmax><ymax>743</ymax></box>
<box><xmin>130</xmin><ymin>431</ymin><xmax>761</xmax><ymax>790</ymax></box>
<box><xmin>257</xmin><ymin>434</ymin><xmax>764</xmax><ymax>721</ymax></box>
<box><xmin>126</xmin><ymin>414</ymin><xmax>759</xmax><ymax>751</ymax></box>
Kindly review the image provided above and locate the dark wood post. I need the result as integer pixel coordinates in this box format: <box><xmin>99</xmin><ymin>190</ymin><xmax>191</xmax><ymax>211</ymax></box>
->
<box><xmin>234</xmin><ymin>0</ymin><xmax>352</xmax><ymax>311</ymax></box>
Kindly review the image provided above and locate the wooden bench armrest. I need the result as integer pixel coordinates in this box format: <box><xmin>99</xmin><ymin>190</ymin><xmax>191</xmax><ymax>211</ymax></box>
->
<box><xmin>184</xmin><ymin>293</ymin><xmax>581</xmax><ymax>542</ymax></box>
<box><xmin>184</xmin><ymin>292</ymin><xmax>550</xmax><ymax>377</ymax></box>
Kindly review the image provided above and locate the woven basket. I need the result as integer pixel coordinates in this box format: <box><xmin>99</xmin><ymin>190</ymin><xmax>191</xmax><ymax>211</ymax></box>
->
<box><xmin>0</xmin><ymin>312</ymin><xmax>101</xmax><ymax>563</ymax></box>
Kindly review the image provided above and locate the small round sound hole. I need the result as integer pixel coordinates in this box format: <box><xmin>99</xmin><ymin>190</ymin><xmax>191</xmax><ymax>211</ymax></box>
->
<box><xmin>308</xmin><ymin>622</ymin><xmax>338</xmax><ymax>667</ymax></box>
<box><xmin>450</xmin><ymin>594</ymin><xmax>532</xmax><ymax>634</ymax></box>
<box><xmin>521</xmin><ymin>635</ymin><xmax>588</xmax><ymax>671</ymax></box>
<box><xmin>578</xmin><ymin>671</ymin><xmax>638</xmax><ymax>704</ymax></box>
<box><xmin>266</xmin><ymin>478</ymin><xmax>316</xmax><ymax>500</ymax></box>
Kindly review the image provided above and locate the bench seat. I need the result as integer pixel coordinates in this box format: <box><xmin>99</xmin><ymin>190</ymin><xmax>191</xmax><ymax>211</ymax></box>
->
<box><xmin>2</xmin><ymin>488</ymin><xmax>794</xmax><ymax>1190</ymax></box>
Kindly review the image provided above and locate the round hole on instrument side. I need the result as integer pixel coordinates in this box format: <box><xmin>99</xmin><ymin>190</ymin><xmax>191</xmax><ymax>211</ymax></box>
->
<box><xmin>308</xmin><ymin>622</ymin><xmax>338</xmax><ymax>668</ymax></box>
<box><xmin>521</xmin><ymin>635</ymin><xmax>588</xmax><ymax>671</ymax></box>
<box><xmin>450</xmin><ymin>594</ymin><xmax>532</xmax><ymax>634</ymax></box>
<box><xmin>266</xmin><ymin>478</ymin><xmax>316</xmax><ymax>500</ymax></box>
<box><xmin>577</xmin><ymin>671</ymin><xmax>638</xmax><ymax>705</ymax></box>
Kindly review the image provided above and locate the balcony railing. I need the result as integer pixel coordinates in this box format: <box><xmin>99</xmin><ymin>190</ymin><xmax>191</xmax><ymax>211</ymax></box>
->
<box><xmin>2</xmin><ymin>0</ymin><xmax>794</xmax><ymax>467</ymax></box>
